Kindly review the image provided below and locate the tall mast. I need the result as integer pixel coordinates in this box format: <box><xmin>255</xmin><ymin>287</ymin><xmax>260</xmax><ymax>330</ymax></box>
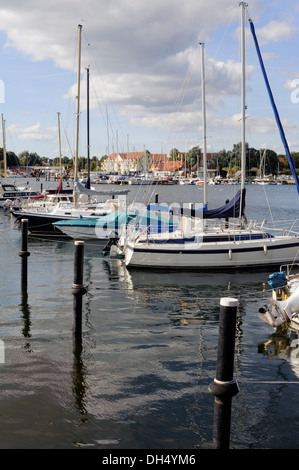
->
<box><xmin>240</xmin><ymin>2</ymin><xmax>247</xmax><ymax>191</ymax></box>
<box><xmin>86</xmin><ymin>67</ymin><xmax>91</xmax><ymax>189</ymax></box>
<box><xmin>74</xmin><ymin>24</ymin><xmax>82</xmax><ymax>181</ymax></box>
<box><xmin>1</xmin><ymin>114</ymin><xmax>6</xmax><ymax>183</ymax></box>
<box><xmin>200</xmin><ymin>42</ymin><xmax>207</xmax><ymax>209</ymax></box>
<box><xmin>57</xmin><ymin>112</ymin><xmax>62</xmax><ymax>181</ymax></box>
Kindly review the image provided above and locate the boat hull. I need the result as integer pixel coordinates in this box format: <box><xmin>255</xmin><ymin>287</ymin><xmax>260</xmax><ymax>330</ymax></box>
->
<box><xmin>124</xmin><ymin>236</ymin><xmax>299</xmax><ymax>269</ymax></box>
<box><xmin>12</xmin><ymin>210</ymin><xmax>108</xmax><ymax>236</ymax></box>
<box><xmin>0</xmin><ymin>191</ymin><xmax>41</xmax><ymax>208</ymax></box>
<box><xmin>51</xmin><ymin>223</ymin><xmax>112</xmax><ymax>246</ymax></box>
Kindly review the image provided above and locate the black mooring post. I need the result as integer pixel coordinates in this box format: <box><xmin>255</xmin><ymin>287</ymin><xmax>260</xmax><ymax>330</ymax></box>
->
<box><xmin>225</xmin><ymin>199</ymin><xmax>229</xmax><ymax>228</ymax></box>
<box><xmin>71</xmin><ymin>241</ymin><xmax>87</xmax><ymax>347</ymax></box>
<box><xmin>155</xmin><ymin>193</ymin><xmax>159</xmax><ymax>204</ymax></box>
<box><xmin>209</xmin><ymin>297</ymin><xmax>239</xmax><ymax>449</ymax></box>
<box><xmin>18</xmin><ymin>219</ymin><xmax>30</xmax><ymax>288</ymax></box>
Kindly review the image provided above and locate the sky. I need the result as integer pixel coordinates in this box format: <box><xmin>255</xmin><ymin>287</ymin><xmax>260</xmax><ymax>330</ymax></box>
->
<box><xmin>0</xmin><ymin>0</ymin><xmax>299</xmax><ymax>161</ymax></box>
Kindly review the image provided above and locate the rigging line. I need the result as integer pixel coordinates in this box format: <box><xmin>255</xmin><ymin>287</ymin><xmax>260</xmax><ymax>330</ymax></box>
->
<box><xmin>85</xmin><ymin>39</ymin><xmax>129</xmax><ymax>154</ymax></box>
<box><xmin>237</xmin><ymin>380</ymin><xmax>299</xmax><ymax>385</ymax></box>
<box><xmin>261</xmin><ymin>183</ymin><xmax>275</xmax><ymax>226</ymax></box>
<box><xmin>209</xmin><ymin>8</ymin><xmax>239</xmax><ymax>63</ymax></box>
<box><xmin>88</xmin><ymin>75</ymin><xmax>117</xmax><ymax>150</ymax></box>
<box><xmin>164</xmin><ymin>62</ymin><xmax>195</xmax><ymax>149</ymax></box>
<box><xmin>172</xmin><ymin>8</ymin><xmax>239</xmax><ymax>141</ymax></box>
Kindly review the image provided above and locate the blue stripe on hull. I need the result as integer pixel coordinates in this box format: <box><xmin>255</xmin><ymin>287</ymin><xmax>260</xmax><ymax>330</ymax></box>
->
<box><xmin>132</xmin><ymin>241</ymin><xmax>299</xmax><ymax>255</ymax></box>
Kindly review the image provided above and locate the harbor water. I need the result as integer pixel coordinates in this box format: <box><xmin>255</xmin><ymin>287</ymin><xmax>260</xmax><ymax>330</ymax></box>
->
<box><xmin>1</xmin><ymin>179</ymin><xmax>299</xmax><ymax>449</ymax></box>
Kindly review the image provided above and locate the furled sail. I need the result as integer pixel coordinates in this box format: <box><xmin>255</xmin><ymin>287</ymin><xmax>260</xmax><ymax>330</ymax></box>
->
<box><xmin>249</xmin><ymin>19</ymin><xmax>299</xmax><ymax>194</ymax></box>
<box><xmin>202</xmin><ymin>188</ymin><xmax>246</xmax><ymax>219</ymax></box>
<box><xmin>74</xmin><ymin>181</ymin><xmax>129</xmax><ymax>196</ymax></box>
<box><xmin>176</xmin><ymin>189</ymin><xmax>246</xmax><ymax>220</ymax></box>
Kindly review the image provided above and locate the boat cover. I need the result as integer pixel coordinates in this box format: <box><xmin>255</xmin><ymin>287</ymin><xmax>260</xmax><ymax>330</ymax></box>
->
<box><xmin>178</xmin><ymin>189</ymin><xmax>246</xmax><ymax>219</ymax></box>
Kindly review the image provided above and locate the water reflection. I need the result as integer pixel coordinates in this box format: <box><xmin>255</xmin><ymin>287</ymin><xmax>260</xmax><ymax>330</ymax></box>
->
<box><xmin>258</xmin><ymin>327</ymin><xmax>299</xmax><ymax>378</ymax></box>
<box><xmin>19</xmin><ymin>285</ymin><xmax>33</xmax><ymax>354</ymax></box>
<box><xmin>72</xmin><ymin>341</ymin><xmax>88</xmax><ymax>416</ymax></box>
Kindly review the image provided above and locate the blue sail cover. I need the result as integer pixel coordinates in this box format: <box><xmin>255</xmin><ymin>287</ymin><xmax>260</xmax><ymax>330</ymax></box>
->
<box><xmin>179</xmin><ymin>189</ymin><xmax>246</xmax><ymax>219</ymax></box>
<box><xmin>249</xmin><ymin>19</ymin><xmax>299</xmax><ymax>194</ymax></box>
<box><xmin>202</xmin><ymin>188</ymin><xmax>246</xmax><ymax>219</ymax></box>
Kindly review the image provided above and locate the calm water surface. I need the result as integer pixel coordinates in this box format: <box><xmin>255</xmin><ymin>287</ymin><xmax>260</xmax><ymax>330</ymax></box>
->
<box><xmin>0</xmin><ymin>179</ymin><xmax>299</xmax><ymax>449</ymax></box>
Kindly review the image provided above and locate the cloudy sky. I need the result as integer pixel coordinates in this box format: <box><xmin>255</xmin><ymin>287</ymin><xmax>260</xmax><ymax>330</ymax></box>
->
<box><xmin>0</xmin><ymin>0</ymin><xmax>298</xmax><ymax>160</ymax></box>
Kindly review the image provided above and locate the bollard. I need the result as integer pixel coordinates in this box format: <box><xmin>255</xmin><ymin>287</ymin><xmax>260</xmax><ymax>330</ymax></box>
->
<box><xmin>225</xmin><ymin>199</ymin><xmax>229</xmax><ymax>228</ymax></box>
<box><xmin>209</xmin><ymin>297</ymin><xmax>239</xmax><ymax>449</ymax></box>
<box><xmin>71</xmin><ymin>241</ymin><xmax>87</xmax><ymax>346</ymax></box>
<box><xmin>155</xmin><ymin>193</ymin><xmax>159</xmax><ymax>204</ymax></box>
<box><xmin>18</xmin><ymin>219</ymin><xmax>30</xmax><ymax>288</ymax></box>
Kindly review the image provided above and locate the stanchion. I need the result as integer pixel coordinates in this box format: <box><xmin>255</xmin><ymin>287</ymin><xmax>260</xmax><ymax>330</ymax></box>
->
<box><xmin>71</xmin><ymin>241</ymin><xmax>87</xmax><ymax>350</ymax></box>
<box><xmin>209</xmin><ymin>297</ymin><xmax>239</xmax><ymax>449</ymax></box>
<box><xmin>18</xmin><ymin>219</ymin><xmax>30</xmax><ymax>288</ymax></box>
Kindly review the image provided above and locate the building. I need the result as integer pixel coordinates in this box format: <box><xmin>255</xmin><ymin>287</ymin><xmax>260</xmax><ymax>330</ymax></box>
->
<box><xmin>103</xmin><ymin>151</ymin><xmax>169</xmax><ymax>174</ymax></box>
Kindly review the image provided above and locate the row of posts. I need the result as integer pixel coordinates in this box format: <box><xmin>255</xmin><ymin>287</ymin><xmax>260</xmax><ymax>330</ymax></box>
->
<box><xmin>19</xmin><ymin>218</ymin><xmax>239</xmax><ymax>449</ymax></box>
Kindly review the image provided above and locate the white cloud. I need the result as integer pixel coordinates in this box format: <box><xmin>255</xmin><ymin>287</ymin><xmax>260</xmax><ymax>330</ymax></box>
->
<box><xmin>0</xmin><ymin>0</ymin><xmax>296</xmax><ymax>156</ymax></box>
<box><xmin>7</xmin><ymin>122</ymin><xmax>56</xmax><ymax>142</ymax></box>
<box><xmin>255</xmin><ymin>20</ymin><xmax>295</xmax><ymax>44</ymax></box>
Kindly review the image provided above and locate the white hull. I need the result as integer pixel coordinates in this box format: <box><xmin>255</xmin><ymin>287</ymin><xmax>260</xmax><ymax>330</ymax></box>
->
<box><xmin>124</xmin><ymin>231</ymin><xmax>299</xmax><ymax>269</ymax></box>
<box><xmin>54</xmin><ymin>224</ymin><xmax>112</xmax><ymax>247</ymax></box>
<box><xmin>258</xmin><ymin>265</ymin><xmax>299</xmax><ymax>329</ymax></box>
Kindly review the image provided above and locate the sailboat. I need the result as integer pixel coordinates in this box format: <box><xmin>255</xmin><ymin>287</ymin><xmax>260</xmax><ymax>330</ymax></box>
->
<box><xmin>0</xmin><ymin>114</ymin><xmax>41</xmax><ymax>208</ymax></box>
<box><xmin>11</xmin><ymin>25</ymin><xmax>129</xmax><ymax>235</ymax></box>
<box><xmin>119</xmin><ymin>3</ymin><xmax>299</xmax><ymax>269</ymax></box>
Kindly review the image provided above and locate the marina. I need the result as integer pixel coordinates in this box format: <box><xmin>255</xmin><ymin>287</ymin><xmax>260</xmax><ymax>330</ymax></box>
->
<box><xmin>1</xmin><ymin>0</ymin><xmax>299</xmax><ymax>451</ymax></box>
<box><xmin>1</xmin><ymin>179</ymin><xmax>299</xmax><ymax>449</ymax></box>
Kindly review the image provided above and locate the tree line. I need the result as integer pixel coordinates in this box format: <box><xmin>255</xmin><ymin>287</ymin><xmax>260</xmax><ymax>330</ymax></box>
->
<box><xmin>170</xmin><ymin>142</ymin><xmax>299</xmax><ymax>176</ymax></box>
<box><xmin>0</xmin><ymin>148</ymin><xmax>107</xmax><ymax>172</ymax></box>
<box><xmin>1</xmin><ymin>143</ymin><xmax>299</xmax><ymax>176</ymax></box>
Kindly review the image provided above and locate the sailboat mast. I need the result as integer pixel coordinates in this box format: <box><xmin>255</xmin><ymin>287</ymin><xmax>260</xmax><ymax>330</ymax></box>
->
<box><xmin>1</xmin><ymin>114</ymin><xmax>6</xmax><ymax>184</ymax></box>
<box><xmin>200</xmin><ymin>42</ymin><xmax>207</xmax><ymax>209</ymax></box>
<box><xmin>240</xmin><ymin>1</ymin><xmax>247</xmax><ymax>191</ymax></box>
<box><xmin>86</xmin><ymin>67</ymin><xmax>91</xmax><ymax>189</ymax></box>
<box><xmin>74</xmin><ymin>24</ymin><xmax>82</xmax><ymax>181</ymax></box>
<box><xmin>57</xmin><ymin>112</ymin><xmax>62</xmax><ymax>181</ymax></box>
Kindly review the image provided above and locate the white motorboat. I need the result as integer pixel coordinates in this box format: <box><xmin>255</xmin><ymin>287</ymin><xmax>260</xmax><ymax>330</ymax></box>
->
<box><xmin>258</xmin><ymin>264</ymin><xmax>299</xmax><ymax>330</ymax></box>
<box><xmin>0</xmin><ymin>183</ymin><xmax>41</xmax><ymax>208</ymax></box>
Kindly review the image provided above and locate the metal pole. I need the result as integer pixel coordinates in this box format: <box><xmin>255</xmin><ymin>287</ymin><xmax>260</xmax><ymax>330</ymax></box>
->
<box><xmin>86</xmin><ymin>67</ymin><xmax>91</xmax><ymax>189</ymax></box>
<box><xmin>74</xmin><ymin>24</ymin><xmax>82</xmax><ymax>181</ymax></box>
<box><xmin>71</xmin><ymin>241</ymin><xmax>87</xmax><ymax>345</ymax></box>
<box><xmin>199</xmin><ymin>42</ymin><xmax>207</xmax><ymax>210</ymax></box>
<box><xmin>209</xmin><ymin>297</ymin><xmax>239</xmax><ymax>449</ymax></box>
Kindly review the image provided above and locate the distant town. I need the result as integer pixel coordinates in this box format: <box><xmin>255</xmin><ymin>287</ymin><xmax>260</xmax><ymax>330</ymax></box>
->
<box><xmin>1</xmin><ymin>143</ymin><xmax>298</xmax><ymax>185</ymax></box>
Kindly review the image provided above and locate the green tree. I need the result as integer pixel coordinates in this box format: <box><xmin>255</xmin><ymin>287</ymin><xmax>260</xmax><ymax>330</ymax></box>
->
<box><xmin>186</xmin><ymin>146</ymin><xmax>201</xmax><ymax>169</ymax></box>
<box><xmin>91</xmin><ymin>156</ymin><xmax>98</xmax><ymax>171</ymax></box>
<box><xmin>18</xmin><ymin>151</ymin><xmax>41</xmax><ymax>166</ymax></box>
<box><xmin>169</xmin><ymin>148</ymin><xmax>180</xmax><ymax>160</ymax></box>
<box><xmin>0</xmin><ymin>148</ymin><xmax>19</xmax><ymax>167</ymax></box>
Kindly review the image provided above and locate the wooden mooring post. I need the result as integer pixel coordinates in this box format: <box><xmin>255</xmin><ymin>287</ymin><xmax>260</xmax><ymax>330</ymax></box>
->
<box><xmin>209</xmin><ymin>297</ymin><xmax>239</xmax><ymax>449</ymax></box>
<box><xmin>18</xmin><ymin>219</ymin><xmax>30</xmax><ymax>288</ymax></box>
<box><xmin>71</xmin><ymin>241</ymin><xmax>87</xmax><ymax>349</ymax></box>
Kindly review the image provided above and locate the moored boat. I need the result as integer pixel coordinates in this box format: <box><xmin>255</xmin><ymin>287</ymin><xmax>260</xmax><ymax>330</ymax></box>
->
<box><xmin>116</xmin><ymin>3</ymin><xmax>299</xmax><ymax>270</ymax></box>
<box><xmin>258</xmin><ymin>264</ymin><xmax>299</xmax><ymax>330</ymax></box>
<box><xmin>0</xmin><ymin>183</ymin><xmax>41</xmax><ymax>208</ymax></box>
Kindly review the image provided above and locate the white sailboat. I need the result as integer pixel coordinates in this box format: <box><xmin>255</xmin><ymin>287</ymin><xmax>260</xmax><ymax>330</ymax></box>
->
<box><xmin>11</xmin><ymin>25</ymin><xmax>129</xmax><ymax>235</ymax></box>
<box><xmin>119</xmin><ymin>2</ymin><xmax>299</xmax><ymax>269</ymax></box>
